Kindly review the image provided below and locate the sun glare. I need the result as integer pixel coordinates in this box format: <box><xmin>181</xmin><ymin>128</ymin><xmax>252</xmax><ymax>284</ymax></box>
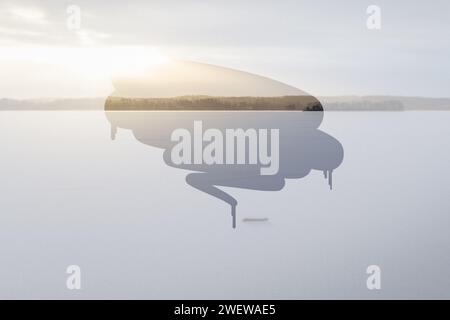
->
<box><xmin>0</xmin><ymin>45</ymin><xmax>169</xmax><ymax>79</ymax></box>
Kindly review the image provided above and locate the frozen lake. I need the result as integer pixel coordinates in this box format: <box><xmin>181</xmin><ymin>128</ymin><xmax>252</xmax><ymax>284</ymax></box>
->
<box><xmin>0</xmin><ymin>109</ymin><xmax>449</xmax><ymax>299</ymax></box>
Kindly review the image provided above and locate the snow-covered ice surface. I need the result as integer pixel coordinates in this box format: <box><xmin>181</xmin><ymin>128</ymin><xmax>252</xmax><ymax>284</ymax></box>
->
<box><xmin>0</xmin><ymin>110</ymin><xmax>449</xmax><ymax>299</ymax></box>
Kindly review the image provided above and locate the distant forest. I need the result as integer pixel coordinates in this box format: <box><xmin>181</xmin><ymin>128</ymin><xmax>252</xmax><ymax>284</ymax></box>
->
<box><xmin>105</xmin><ymin>95</ymin><xmax>323</xmax><ymax>111</ymax></box>
<box><xmin>322</xmin><ymin>100</ymin><xmax>404</xmax><ymax>111</ymax></box>
<box><xmin>1</xmin><ymin>96</ymin><xmax>449</xmax><ymax>111</ymax></box>
<box><xmin>319</xmin><ymin>96</ymin><xmax>450</xmax><ymax>111</ymax></box>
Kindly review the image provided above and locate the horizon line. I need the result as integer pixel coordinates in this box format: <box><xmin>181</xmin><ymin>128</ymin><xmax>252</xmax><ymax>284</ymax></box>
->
<box><xmin>2</xmin><ymin>95</ymin><xmax>450</xmax><ymax>101</ymax></box>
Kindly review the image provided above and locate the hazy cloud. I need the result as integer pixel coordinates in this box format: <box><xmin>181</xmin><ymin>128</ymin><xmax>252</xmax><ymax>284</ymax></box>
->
<box><xmin>0</xmin><ymin>0</ymin><xmax>449</xmax><ymax>98</ymax></box>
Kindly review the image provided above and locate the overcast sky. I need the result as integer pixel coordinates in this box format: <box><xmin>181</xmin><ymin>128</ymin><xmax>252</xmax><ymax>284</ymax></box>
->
<box><xmin>0</xmin><ymin>0</ymin><xmax>449</xmax><ymax>98</ymax></box>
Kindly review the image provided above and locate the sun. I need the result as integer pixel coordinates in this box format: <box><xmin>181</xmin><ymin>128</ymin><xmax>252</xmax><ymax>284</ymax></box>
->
<box><xmin>0</xmin><ymin>45</ymin><xmax>170</xmax><ymax>98</ymax></box>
